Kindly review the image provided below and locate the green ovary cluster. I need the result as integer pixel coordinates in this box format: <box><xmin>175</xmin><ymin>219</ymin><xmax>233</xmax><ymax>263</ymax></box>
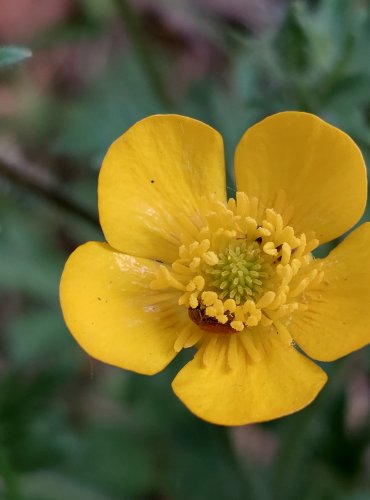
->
<box><xmin>204</xmin><ymin>241</ymin><xmax>268</xmax><ymax>305</ymax></box>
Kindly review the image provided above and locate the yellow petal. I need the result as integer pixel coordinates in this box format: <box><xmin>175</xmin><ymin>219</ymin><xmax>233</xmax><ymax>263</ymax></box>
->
<box><xmin>172</xmin><ymin>331</ymin><xmax>327</xmax><ymax>426</ymax></box>
<box><xmin>289</xmin><ymin>223</ymin><xmax>370</xmax><ymax>361</ymax></box>
<box><xmin>60</xmin><ymin>241</ymin><xmax>183</xmax><ymax>374</ymax></box>
<box><xmin>99</xmin><ymin>114</ymin><xmax>226</xmax><ymax>263</ymax></box>
<box><xmin>235</xmin><ymin>112</ymin><xmax>367</xmax><ymax>243</ymax></box>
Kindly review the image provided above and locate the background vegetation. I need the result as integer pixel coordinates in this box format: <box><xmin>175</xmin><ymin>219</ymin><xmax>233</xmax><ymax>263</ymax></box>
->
<box><xmin>0</xmin><ymin>0</ymin><xmax>369</xmax><ymax>499</ymax></box>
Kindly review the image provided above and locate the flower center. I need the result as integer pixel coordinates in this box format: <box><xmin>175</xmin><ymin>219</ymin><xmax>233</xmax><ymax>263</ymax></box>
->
<box><xmin>205</xmin><ymin>241</ymin><xmax>268</xmax><ymax>304</ymax></box>
<box><xmin>150</xmin><ymin>192</ymin><xmax>324</xmax><ymax>334</ymax></box>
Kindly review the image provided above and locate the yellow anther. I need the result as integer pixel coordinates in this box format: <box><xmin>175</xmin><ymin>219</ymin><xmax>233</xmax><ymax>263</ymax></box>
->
<box><xmin>244</xmin><ymin>217</ymin><xmax>257</xmax><ymax>237</ymax></box>
<box><xmin>236</xmin><ymin>192</ymin><xmax>249</xmax><ymax>216</ymax></box>
<box><xmin>214</xmin><ymin>299</ymin><xmax>224</xmax><ymax>316</ymax></box>
<box><xmin>217</xmin><ymin>314</ymin><xmax>228</xmax><ymax>324</ymax></box>
<box><xmin>186</xmin><ymin>281</ymin><xmax>196</xmax><ymax>292</ymax></box>
<box><xmin>263</xmin><ymin>242</ymin><xmax>278</xmax><ymax>256</ymax></box>
<box><xmin>202</xmin><ymin>251</ymin><xmax>219</xmax><ymax>266</ymax></box>
<box><xmin>178</xmin><ymin>292</ymin><xmax>190</xmax><ymax>306</ymax></box>
<box><xmin>206</xmin><ymin>306</ymin><xmax>216</xmax><ymax>317</ymax></box>
<box><xmin>151</xmin><ymin>192</ymin><xmax>324</xmax><ymax>335</ymax></box>
<box><xmin>246</xmin><ymin>309</ymin><xmax>261</xmax><ymax>327</ymax></box>
<box><xmin>256</xmin><ymin>291</ymin><xmax>276</xmax><ymax>309</ymax></box>
<box><xmin>193</xmin><ymin>275</ymin><xmax>205</xmax><ymax>291</ymax></box>
<box><xmin>224</xmin><ymin>298</ymin><xmax>237</xmax><ymax>313</ymax></box>
<box><xmin>277</xmin><ymin>264</ymin><xmax>293</xmax><ymax>285</ymax></box>
<box><xmin>189</xmin><ymin>294</ymin><xmax>199</xmax><ymax>309</ymax></box>
<box><xmin>265</xmin><ymin>208</ymin><xmax>277</xmax><ymax>223</ymax></box>
<box><xmin>179</xmin><ymin>245</ymin><xmax>188</xmax><ymax>259</ymax></box>
<box><xmin>275</xmin><ymin>214</ymin><xmax>284</xmax><ymax>234</ymax></box>
<box><xmin>230</xmin><ymin>320</ymin><xmax>244</xmax><ymax>331</ymax></box>
<box><xmin>290</xmin><ymin>258</ymin><xmax>302</xmax><ymax>274</ymax></box>
<box><xmin>202</xmin><ymin>291</ymin><xmax>218</xmax><ymax>306</ymax></box>
<box><xmin>262</xmin><ymin>220</ymin><xmax>275</xmax><ymax>233</ymax></box>
<box><xmin>257</xmin><ymin>227</ymin><xmax>271</xmax><ymax>238</ymax></box>
<box><xmin>280</xmin><ymin>242</ymin><xmax>291</xmax><ymax>265</ymax></box>
<box><xmin>242</xmin><ymin>299</ymin><xmax>256</xmax><ymax>314</ymax></box>
<box><xmin>220</xmin><ymin>210</ymin><xmax>234</xmax><ymax>228</ymax></box>
<box><xmin>227</xmin><ymin>198</ymin><xmax>236</xmax><ymax>211</ymax></box>
<box><xmin>199</xmin><ymin>239</ymin><xmax>211</xmax><ymax>253</ymax></box>
<box><xmin>268</xmin><ymin>289</ymin><xmax>287</xmax><ymax>310</ymax></box>
<box><xmin>305</xmin><ymin>238</ymin><xmax>319</xmax><ymax>254</ymax></box>
<box><xmin>260</xmin><ymin>313</ymin><xmax>273</xmax><ymax>326</ymax></box>
<box><xmin>189</xmin><ymin>257</ymin><xmax>201</xmax><ymax>271</ymax></box>
<box><xmin>189</xmin><ymin>241</ymin><xmax>200</xmax><ymax>254</ymax></box>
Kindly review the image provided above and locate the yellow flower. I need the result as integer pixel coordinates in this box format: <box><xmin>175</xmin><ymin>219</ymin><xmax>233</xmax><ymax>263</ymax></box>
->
<box><xmin>60</xmin><ymin>112</ymin><xmax>370</xmax><ymax>426</ymax></box>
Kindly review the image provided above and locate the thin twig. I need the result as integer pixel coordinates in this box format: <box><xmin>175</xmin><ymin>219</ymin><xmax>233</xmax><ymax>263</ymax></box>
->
<box><xmin>0</xmin><ymin>138</ymin><xmax>100</xmax><ymax>229</ymax></box>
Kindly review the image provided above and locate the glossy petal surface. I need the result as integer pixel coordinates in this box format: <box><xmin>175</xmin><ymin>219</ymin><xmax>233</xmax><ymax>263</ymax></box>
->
<box><xmin>172</xmin><ymin>330</ymin><xmax>327</xmax><ymax>426</ymax></box>
<box><xmin>235</xmin><ymin>112</ymin><xmax>367</xmax><ymax>243</ymax></box>
<box><xmin>60</xmin><ymin>242</ymin><xmax>182</xmax><ymax>374</ymax></box>
<box><xmin>289</xmin><ymin>223</ymin><xmax>370</xmax><ymax>361</ymax></box>
<box><xmin>99</xmin><ymin>114</ymin><xmax>226</xmax><ymax>263</ymax></box>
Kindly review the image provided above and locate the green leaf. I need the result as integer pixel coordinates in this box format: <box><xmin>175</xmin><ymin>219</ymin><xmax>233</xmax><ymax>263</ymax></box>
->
<box><xmin>10</xmin><ymin>471</ymin><xmax>117</xmax><ymax>500</ymax></box>
<box><xmin>0</xmin><ymin>46</ymin><xmax>32</xmax><ymax>68</ymax></box>
<box><xmin>274</xmin><ymin>1</ymin><xmax>312</xmax><ymax>74</ymax></box>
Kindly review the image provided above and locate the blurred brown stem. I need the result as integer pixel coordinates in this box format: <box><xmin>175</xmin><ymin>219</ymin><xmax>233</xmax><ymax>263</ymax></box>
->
<box><xmin>0</xmin><ymin>139</ymin><xmax>100</xmax><ymax>229</ymax></box>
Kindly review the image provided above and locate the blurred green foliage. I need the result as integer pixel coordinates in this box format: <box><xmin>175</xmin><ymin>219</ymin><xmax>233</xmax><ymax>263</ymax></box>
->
<box><xmin>0</xmin><ymin>47</ymin><xmax>32</xmax><ymax>69</ymax></box>
<box><xmin>0</xmin><ymin>0</ymin><xmax>369</xmax><ymax>499</ymax></box>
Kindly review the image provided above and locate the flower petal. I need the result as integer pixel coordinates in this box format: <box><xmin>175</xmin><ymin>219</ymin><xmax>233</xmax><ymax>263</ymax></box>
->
<box><xmin>60</xmin><ymin>241</ymin><xmax>184</xmax><ymax>374</ymax></box>
<box><xmin>98</xmin><ymin>114</ymin><xmax>226</xmax><ymax>263</ymax></box>
<box><xmin>235</xmin><ymin>112</ymin><xmax>367</xmax><ymax>243</ymax></box>
<box><xmin>172</xmin><ymin>330</ymin><xmax>327</xmax><ymax>426</ymax></box>
<box><xmin>289</xmin><ymin>223</ymin><xmax>370</xmax><ymax>361</ymax></box>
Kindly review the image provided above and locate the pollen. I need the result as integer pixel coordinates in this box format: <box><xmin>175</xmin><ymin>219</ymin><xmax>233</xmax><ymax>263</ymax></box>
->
<box><xmin>150</xmin><ymin>192</ymin><xmax>323</xmax><ymax>334</ymax></box>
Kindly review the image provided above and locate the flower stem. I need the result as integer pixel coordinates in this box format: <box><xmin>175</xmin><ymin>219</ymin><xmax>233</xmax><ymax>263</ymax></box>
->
<box><xmin>213</xmin><ymin>425</ymin><xmax>271</xmax><ymax>500</ymax></box>
<box><xmin>0</xmin><ymin>445</ymin><xmax>23</xmax><ymax>500</ymax></box>
<box><xmin>112</xmin><ymin>0</ymin><xmax>172</xmax><ymax>109</ymax></box>
<box><xmin>271</xmin><ymin>362</ymin><xmax>350</xmax><ymax>495</ymax></box>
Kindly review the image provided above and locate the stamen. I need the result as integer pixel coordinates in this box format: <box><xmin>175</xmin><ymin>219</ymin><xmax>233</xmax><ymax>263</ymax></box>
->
<box><xmin>227</xmin><ymin>335</ymin><xmax>239</xmax><ymax>369</ymax></box>
<box><xmin>240</xmin><ymin>333</ymin><xmax>262</xmax><ymax>362</ymax></box>
<box><xmin>150</xmin><ymin>192</ymin><xmax>324</xmax><ymax>338</ymax></box>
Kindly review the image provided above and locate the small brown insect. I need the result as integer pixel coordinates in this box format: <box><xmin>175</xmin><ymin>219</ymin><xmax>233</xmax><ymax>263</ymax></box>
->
<box><xmin>188</xmin><ymin>306</ymin><xmax>235</xmax><ymax>334</ymax></box>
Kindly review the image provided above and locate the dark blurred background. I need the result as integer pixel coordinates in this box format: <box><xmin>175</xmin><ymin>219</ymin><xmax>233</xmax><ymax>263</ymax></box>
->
<box><xmin>0</xmin><ymin>1</ymin><xmax>369</xmax><ymax>499</ymax></box>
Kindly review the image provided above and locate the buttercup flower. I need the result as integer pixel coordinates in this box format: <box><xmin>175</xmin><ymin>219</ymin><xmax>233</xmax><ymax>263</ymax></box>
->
<box><xmin>60</xmin><ymin>112</ymin><xmax>370</xmax><ymax>426</ymax></box>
